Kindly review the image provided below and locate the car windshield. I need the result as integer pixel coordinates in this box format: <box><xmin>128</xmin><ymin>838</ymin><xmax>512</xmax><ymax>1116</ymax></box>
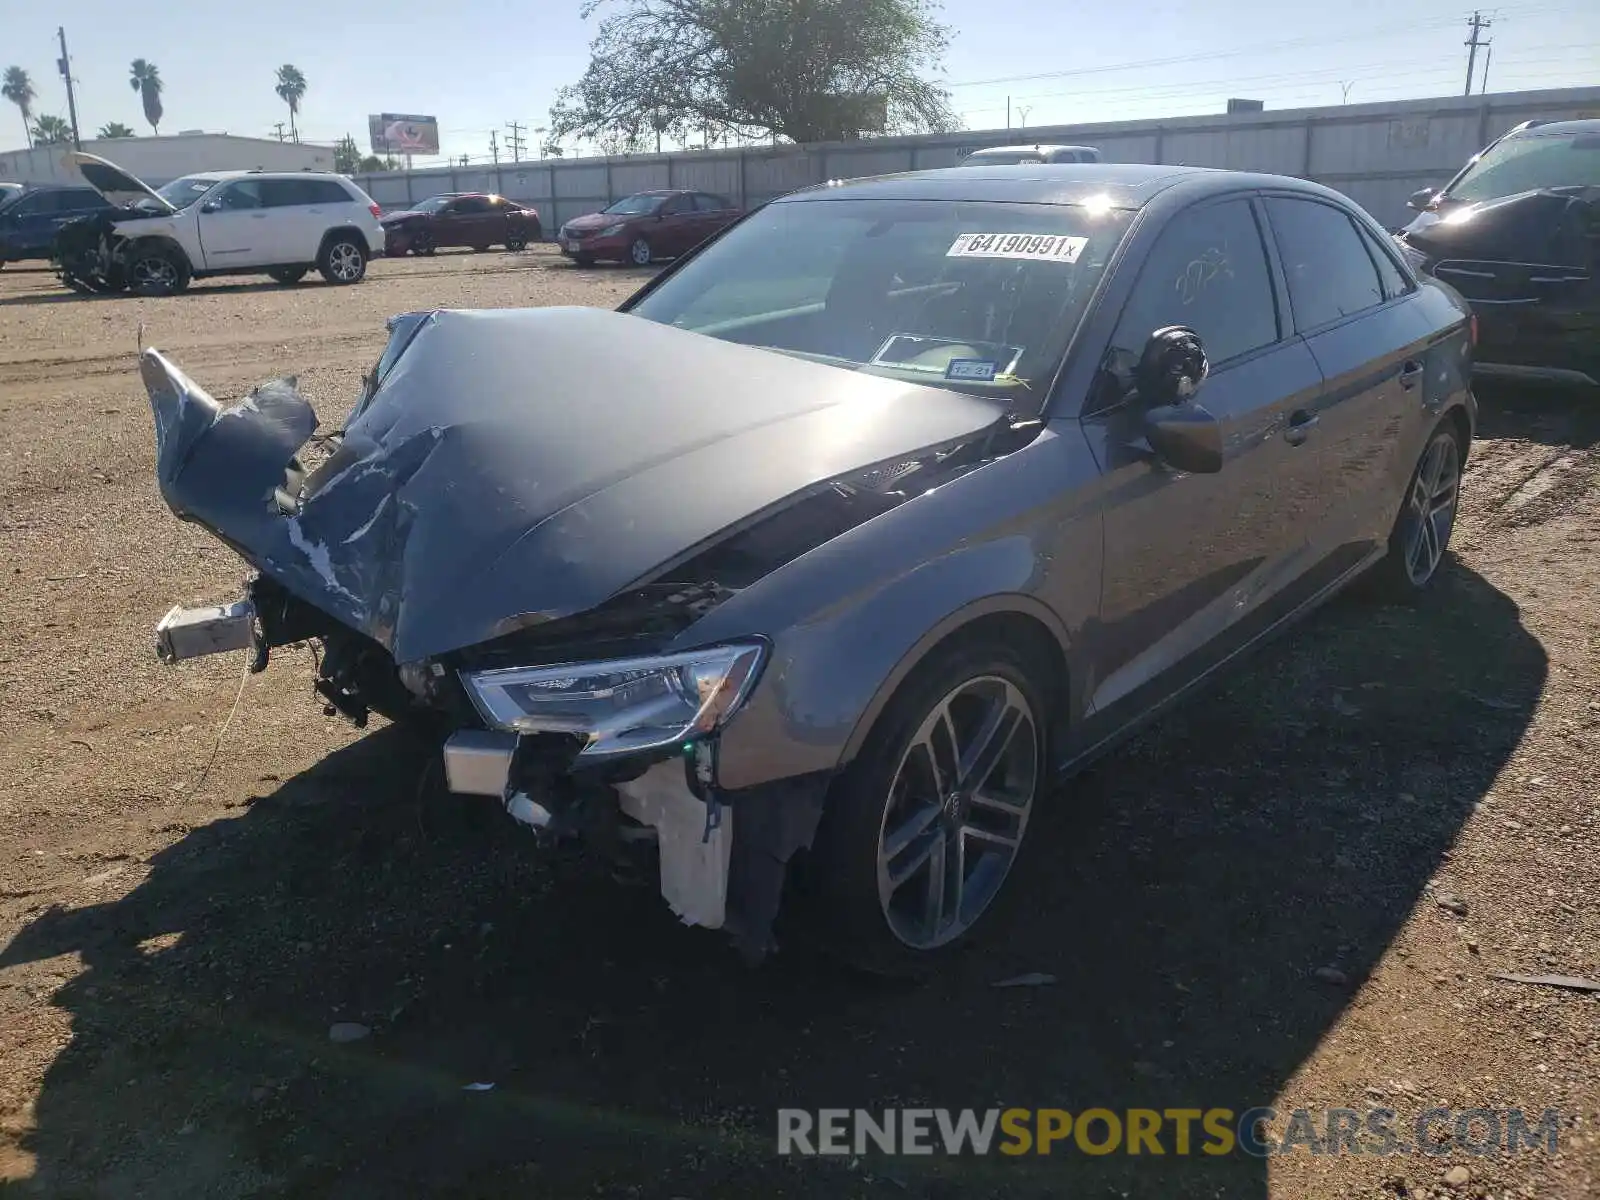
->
<box><xmin>154</xmin><ymin>176</ymin><xmax>219</xmax><ymax>209</ymax></box>
<box><xmin>1447</xmin><ymin>130</ymin><xmax>1600</xmax><ymax>203</ymax></box>
<box><xmin>628</xmin><ymin>196</ymin><xmax>1132</xmax><ymax>398</ymax></box>
<box><xmin>603</xmin><ymin>193</ymin><xmax>664</xmax><ymax>216</ymax></box>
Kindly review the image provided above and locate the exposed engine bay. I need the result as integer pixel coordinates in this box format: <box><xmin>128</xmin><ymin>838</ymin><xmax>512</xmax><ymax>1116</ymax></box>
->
<box><xmin>54</xmin><ymin>207</ymin><xmax>143</xmax><ymax>294</ymax></box>
<box><xmin>144</xmin><ymin>304</ymin><xmax>1034</xmax><ymax>958</ymax></box>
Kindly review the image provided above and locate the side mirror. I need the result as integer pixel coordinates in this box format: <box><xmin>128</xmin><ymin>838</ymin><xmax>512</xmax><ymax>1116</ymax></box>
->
<box><xmin>1407</xmin><ymin>187</ymin><xmax>1437</xmax><ymax>212</ymax></box>
<box><xmin>1135</xmin><ymin>326</ymin><xmax>1222</xmax><ymax>474</ymax></box>
<box><xmin>200</xmin><ymin>200</ymin><xmax>220</xmax><ymax>213</ymax></box>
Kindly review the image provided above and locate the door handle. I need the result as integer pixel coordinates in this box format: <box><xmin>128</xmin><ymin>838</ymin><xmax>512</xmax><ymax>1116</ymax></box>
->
<box><xmin>1284</xmin><ymin>409</ymin><xmax>1319</xmax><ymax>446</ymax></box>
<box><xmin>1399</xmin><ymin>360</ymin><xmax>1424</xmax><ymax>389</ymax></box>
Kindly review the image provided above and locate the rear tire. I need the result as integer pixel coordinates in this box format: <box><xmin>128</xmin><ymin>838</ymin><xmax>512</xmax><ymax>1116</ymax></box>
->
<box><xmin>268</xmin><ymin>266</ymin><xmax>308</xmax><ymax>285</ymax></box>
<box><xmin>794</xmin><ymin>636</ymin><xmax>1050</xmax><ymax>977</ymax></box>
<box><xmin>317</xmin><ymin>236</ymin><xmax>368</xmax><ymax>285</ymax></box>
<box><xmin>1363</xmin><ymin>418</ymin><xmax>1465</xmax><ymax>603</ymax></box>
<box><xmin>126</xmin><ymin>246</ymin><xmax>191</xmax><ymax>296</ymax></box>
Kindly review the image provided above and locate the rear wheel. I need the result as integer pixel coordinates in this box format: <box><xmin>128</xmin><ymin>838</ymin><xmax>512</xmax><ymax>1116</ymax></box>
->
<box><xmin>318</xmin><ymin>236</ymin><xmax>367</xmax><ymax>285</ymax></box>
<box><xmin>127</xmin><ymin>246</ymin><xmax>191</xmax><ymax>296</ymax></box>
<box><xmin>796</xmin><ymin>637</ymin><xmax>1048</xmax><ymax>976</ymax></box>
<box><xmin>268</xmin><ymin>266</ymin><xmax>307</xmax><ymax>285</ymax></box>
<box><xmin>1365</xmin><ymin>418</ymin><xmax>1465</xmax><ymax>602</ymax></box>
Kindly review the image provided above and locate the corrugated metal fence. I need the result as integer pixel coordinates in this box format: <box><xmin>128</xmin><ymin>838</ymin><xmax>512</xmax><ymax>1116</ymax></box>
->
<box><xmin>352</xmin><ymin>85</ymin><xmax>1600</xmax><ymax>232</ymax></box>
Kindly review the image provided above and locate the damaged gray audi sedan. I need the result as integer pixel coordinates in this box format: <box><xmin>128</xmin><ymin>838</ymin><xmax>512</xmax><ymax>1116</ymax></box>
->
<box><xmin>145</xmin><ymin>164</ymin><xmax>1476</xmax><ymax>972</ymax></box>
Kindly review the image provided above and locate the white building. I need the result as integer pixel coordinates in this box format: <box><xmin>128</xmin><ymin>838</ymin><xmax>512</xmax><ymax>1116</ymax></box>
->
<box><xmin>0</xmin><ymin>132</ymin><xmax>334</xmax><ymax>188</ymax></box>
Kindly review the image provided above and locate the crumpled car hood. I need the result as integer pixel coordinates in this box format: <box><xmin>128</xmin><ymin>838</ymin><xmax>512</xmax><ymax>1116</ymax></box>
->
<box><xmin>144</xmin><ymin>306</ymin><xmax>1005</xmax><ymax>663</ymax></box>
<box><xmin>1402</xmin><ymin>185</ymin><xmax>1600</xmax><ymax>267</ymax></box>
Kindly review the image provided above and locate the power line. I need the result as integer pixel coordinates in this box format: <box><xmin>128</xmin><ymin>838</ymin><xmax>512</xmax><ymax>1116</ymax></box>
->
<box><xmin>1464</xmin><ymin>10</ymin><xmax>1493</xmax><ymax>95</ymax></box>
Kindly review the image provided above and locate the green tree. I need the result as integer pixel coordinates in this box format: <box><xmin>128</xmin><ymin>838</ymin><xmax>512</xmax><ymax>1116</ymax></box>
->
<box><xmin>333</xmin><ymin>133</ymin><xmax>360</xmax><ymax>173</ymax></box>
<box><xmin>550</xmin><ymin>0</ymin><xmax>956</xmax><ymax>146</ymax></box>
<box><xmin>357</xmin><ymin>154</ymin><xmax>387</xmax><ymax>172</ymax></box>
<box><xmin>274</xmin><ymin>65</ymin><xmax>307</xmax><ymax>142</ymax></box>
<box><xmin>97</xmin><ymin>121</ymin><xmax>136</xmax><ymax>139</ymax></box>
<box><xmin>130</xmin><ymin>59</ymin><xmax>163</xmax><ymax>133</ymax></box>
<box><xmin>30</xmin><ymin>114</ymin><xmax>73</xmax><ymax>146</ymax></box>
<box><xmin>2</xmin><ymin>66</ymin><xmax>36</xmax><ymax>149</ymax></box>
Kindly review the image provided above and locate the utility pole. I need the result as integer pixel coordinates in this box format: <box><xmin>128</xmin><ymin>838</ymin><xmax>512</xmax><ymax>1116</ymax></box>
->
<box><xmin>273</xmin><ymin>122</ymin><xmax>287</xmax><ymax>142</ymax></box>
<box><xmin>1015</xmin><ymin>105</ymin><xmax>1032</xmax><ymax>128</ymax></box>
<box><xmin>1463</xmin><ymin>10</ymin><xmax>1492</xmax><ymax>97</ymax></box>
<box><xmin>505</xmin><ymin>121</ymin><xmax>526</xmax><ymax>162</ymax></box>
<box><xmin>1481</xmin><ymin>43</ymin><xmax>1493</xmax><ymax>94</ymax></box>
<box><xmin>1006</xmin><ymin>96</ymin><xmax>1011</xmax><ymax>129</ymax></box>
<box><xmin>489</xmin><ymin>129</ymin><xmax>499</xmax><ymax>164</ymax></box>
<box><xmin>56</xmin><ymin>26</ymin><xmax>82</xmax><ymax>150</ymax></box>
<box><xmin>1339</xmin><ymin>81</ymin><xmax>1354</xmax><ymax>104</ymax></box>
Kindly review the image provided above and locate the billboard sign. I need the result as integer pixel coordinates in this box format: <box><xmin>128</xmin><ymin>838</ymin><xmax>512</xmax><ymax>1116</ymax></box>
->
<box><xmin>368</xmin><ymin>113</ymin><xmax>440</xmax><ymax>156</ymax></box>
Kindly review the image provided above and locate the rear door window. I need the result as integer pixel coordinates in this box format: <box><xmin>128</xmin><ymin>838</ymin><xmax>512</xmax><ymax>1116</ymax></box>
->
<box><xmin>1264</xmin><ymin>197</ymin><xmax>1386</xmax><ymax>330</ymax></box>
<box><xmin>1111</xmin><ymin>197</ymin><xmax>1280</xmax><ymax>367</ymax></box>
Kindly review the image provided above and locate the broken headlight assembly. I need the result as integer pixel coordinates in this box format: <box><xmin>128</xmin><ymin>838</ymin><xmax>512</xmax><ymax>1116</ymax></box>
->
<box><xmin>460</xmin><ymin>642</ymin><xmax>767</xmax><ymax>760</ymax></box>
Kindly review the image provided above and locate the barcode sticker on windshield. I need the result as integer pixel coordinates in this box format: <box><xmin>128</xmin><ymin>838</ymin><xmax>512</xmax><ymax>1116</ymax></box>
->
<box><xmin>947</xmin><ymin>233</ymin><xmax>1087</xmax><ymax>264</ymax></box>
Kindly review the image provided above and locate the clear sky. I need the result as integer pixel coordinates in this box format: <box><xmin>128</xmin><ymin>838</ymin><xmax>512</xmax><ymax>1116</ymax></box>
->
<box><xmin>5</xmin><ymin>0</ymin><xmax>1597</xmax><ymax>163</ymax></box>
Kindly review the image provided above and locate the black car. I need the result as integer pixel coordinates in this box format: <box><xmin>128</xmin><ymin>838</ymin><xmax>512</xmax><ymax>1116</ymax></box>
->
<box><xmin>1396</xmin><ymin>118</ymin><xmax>1600</xmax><ymax>388</ymax></box>
<box><xmin>143</xmin><ymin>165</ymin><xmax>1474</xmax><ymax>970</ymax></box>
<box><xmin>0</xmin><ymin>184</ymin><xmax>111</xmax><ymax>269</ymax></box>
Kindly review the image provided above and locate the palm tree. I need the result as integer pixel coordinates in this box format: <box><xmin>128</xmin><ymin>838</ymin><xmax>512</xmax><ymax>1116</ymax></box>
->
<box><xmin>2</xmin><ymin>66</ymin><xmax>35</xmax><ymax>149</ymax></box>
<box><xmin>30</xmin><ymin>115</ymin><xmax>73</xmax><ymax>146</ymax></box>
<box><xmin>97</xmin><ymin>121</ymin><xmax>136</xmax><ymax>139</ymax></box>
<box><xmin>129</xmin><ymin>59</ymin><xmax>163</xmax><ymax>134</ymax></box>
<box><xmin>274</xmin><ymin>65</ymin><xmax>307</xmax><ymax>143</ymax></box>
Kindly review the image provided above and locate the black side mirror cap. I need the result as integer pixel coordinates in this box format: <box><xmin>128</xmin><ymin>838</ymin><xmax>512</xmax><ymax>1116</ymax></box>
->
<box><xmin>1135</xmin><ymin>325</ymin><xmax>1209</xmax><ymax>406</ymax></box>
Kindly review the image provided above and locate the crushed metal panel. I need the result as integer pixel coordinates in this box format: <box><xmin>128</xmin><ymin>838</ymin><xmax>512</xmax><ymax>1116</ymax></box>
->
<box><xmin>614</xmin><ymin>760</ymin><xmax>732</xmax><ymax>929</ymax></box>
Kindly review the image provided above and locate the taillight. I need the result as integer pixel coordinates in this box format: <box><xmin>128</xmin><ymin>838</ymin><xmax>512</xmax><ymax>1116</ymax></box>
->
<box><xmin>1469</xmin><ymin>314</ymin><xmax>1479</xmax><ymax>346</ymax></box>
<box><xmin>369</xmin><ymin>203</ymin><xmax>382</xmax><ymax>218</ymax></box>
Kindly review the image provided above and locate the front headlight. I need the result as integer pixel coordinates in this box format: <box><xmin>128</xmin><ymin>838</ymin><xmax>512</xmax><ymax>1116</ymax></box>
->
<box><xmin>461</xmin><ymin>642</ymin><xmax>766</xmax><ymax>759</ymax></box>
<box><xmin>599</xmin><ymin>222</ymin><xmax>627</xmax><ymax>236</ymax></box>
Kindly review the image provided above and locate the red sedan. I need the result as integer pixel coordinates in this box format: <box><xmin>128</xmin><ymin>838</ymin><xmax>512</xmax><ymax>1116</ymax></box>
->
<box><xmin>557</xmin><ymin>190</ymin><xmax>742</xmax><ymax>266</ymax></box>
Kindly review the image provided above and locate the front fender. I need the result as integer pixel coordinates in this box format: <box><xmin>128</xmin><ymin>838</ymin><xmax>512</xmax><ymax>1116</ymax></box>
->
<box><xmin>686</xmin><ymin>425</ymin><xmax>1102</xmax><ymax>791</ymax></box>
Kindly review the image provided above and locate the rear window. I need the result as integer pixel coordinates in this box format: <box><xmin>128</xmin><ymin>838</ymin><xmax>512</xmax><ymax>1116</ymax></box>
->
<box><xmin>1447</xmin><ymin>130</ymin><xmax>1600</xmax><ymax>203</ymax></box>
<box><xmin>629</xmin><ymin>196</ymin><xmax>1132</xmax><ymax>394</ymax></box>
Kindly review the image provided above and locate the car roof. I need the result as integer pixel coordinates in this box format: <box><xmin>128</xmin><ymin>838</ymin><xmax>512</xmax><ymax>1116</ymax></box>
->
<box><xmin>1507</xmin><ymin>118</ymin><xmax>1600</xmax><ymax>137</ymax></box>
<box><xmin>774</xmin><ymin>163</ymin><xmax>1342</xmax><ymax>210</ymax></box>
<box><xmin>966</xmin><ymin>144</ymin><xmax>1099</xmax><ymax>155</ymax></box>
<box><xmin>175</xmin><ymin>169</ymin><xmax>347</xmax><ymax>181</ymax></box>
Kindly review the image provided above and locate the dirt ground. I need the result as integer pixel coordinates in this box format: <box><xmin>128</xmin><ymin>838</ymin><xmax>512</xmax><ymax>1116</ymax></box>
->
<box><xmin>0</xmin><ymin>248</ymin><xmax>1596</xmax><ymax>1200</ymax></box>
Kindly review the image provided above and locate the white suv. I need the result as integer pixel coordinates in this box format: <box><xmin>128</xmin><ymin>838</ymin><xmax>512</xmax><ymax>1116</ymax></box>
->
<box><xmin>70</xmin><ymin>152</ymin><xmax>385</xmax><ymax>296</ymax></box>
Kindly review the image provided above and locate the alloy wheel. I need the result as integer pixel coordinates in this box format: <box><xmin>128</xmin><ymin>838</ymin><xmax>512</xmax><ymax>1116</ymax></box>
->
<box><xmin>328</xmin><ymin>242</ymin><xmax>364</xmax><ymax>282</ymax></box>
<box><xmin>629</xmin><ymin>237</ymin><xmax>652</xmax><ymax>266</ymax></box>
<box><xmin>131</xmin><ymin>255</ymin><xmax>177</xmax><ymax>293</ymax></box>
<box><xmin>1404</xmin><ymin>432</ymin><xmax>1461</xmax><ymax>585</ymax></box>
<box><xmin>875</xmin><ymin>675</ymin><xmax>1039</xmax><ymax>949</ymax></box>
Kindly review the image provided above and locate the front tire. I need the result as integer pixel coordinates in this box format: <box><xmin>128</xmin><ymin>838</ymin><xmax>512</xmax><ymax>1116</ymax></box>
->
<box><xmin>411</xmin><ymin>231</ymin><xmax>434</xmax><ymax>256</ymax></box>
<box><xmin>318</xmin><ymin>236</ymin><xmax>368</xmax><ymax>285</ymax></box>
<box><xmin>797</xmin><ymin>637</ymin><xmax>1048</xmax><ymax>976</ymax></box>
<box><xmin>628</xmin><ymin>236</ymin><xmax>654</xmax><ymax>266</ymax></box>
<box><xmin>126</xmin><ymin>246</ymin><xmax>191</xmax><ymax>296</ymax></box>
<box><xmin>1366</xmin><ymin>418</ymin><xmax>1465</xmax><ymax>602</ymax></box>
<box><xmin>505</xmin><ymin>233</ymin><xmax>527</xmax><ymax>252</ymax></box>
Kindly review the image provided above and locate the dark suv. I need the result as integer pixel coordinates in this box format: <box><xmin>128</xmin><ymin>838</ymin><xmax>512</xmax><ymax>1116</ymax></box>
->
<box><xmin>0</xmin><ymin>185</ymin><xmax>110</xmax><ymax>268</ymax></box>
<box><xmin>1395</xmin><ymin>118</ymin><xmax>1600</xmax><ymax>388</ymax></box>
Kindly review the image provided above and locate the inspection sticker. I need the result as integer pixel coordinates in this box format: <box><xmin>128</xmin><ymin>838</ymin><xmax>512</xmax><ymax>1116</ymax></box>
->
<box><xmin>946</xmin><ymin>358</ymin><xmax>999</xmax><ymax>381</ymax></box>
<box><xmin>946</xmin><ymin>233</ymin><xmax>1087</xmax><ymax>264</ymax></box>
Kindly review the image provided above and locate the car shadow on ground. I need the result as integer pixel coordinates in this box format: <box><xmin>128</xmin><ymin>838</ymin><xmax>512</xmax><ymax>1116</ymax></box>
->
<box><xmin>0</xmin><ymin>560</ymin><xmax>1544</xmax><ymax>1199</ymax></box>
<box><xmin>1473</xmin><ymin>379</ymin><xmax>1600</xmax><ymax>447</ymax></box>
